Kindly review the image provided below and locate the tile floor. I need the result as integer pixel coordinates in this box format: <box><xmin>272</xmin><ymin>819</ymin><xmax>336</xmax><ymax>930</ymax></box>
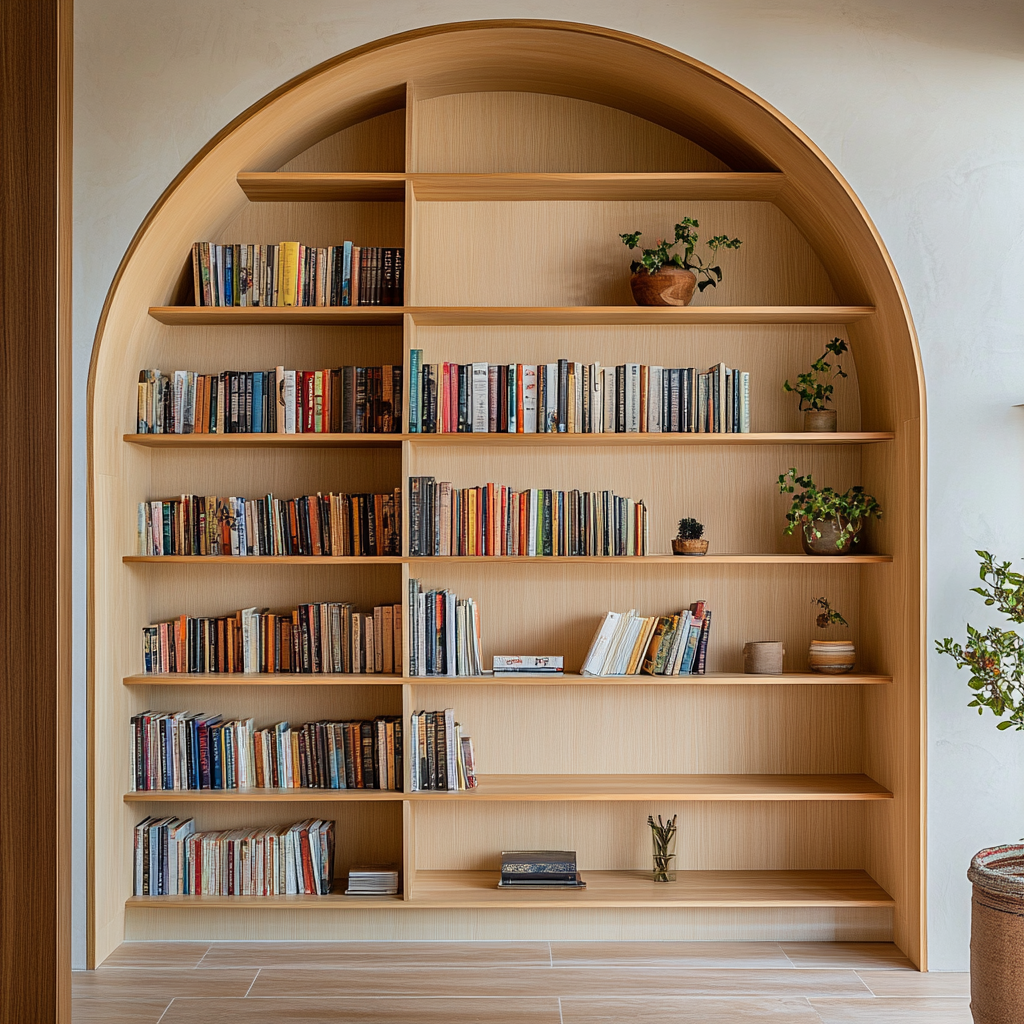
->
<box><xmin>73</xmin><ymin>942</ymin><xmax>971</xmax><ymax>1023</ymax></box>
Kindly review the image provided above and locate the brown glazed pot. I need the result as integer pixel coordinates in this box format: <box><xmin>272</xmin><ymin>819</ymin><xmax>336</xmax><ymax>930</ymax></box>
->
<box><xmin>803</xmin><ymin>409</ymin><xmax>838</xmax><ymax>432</ymax></box>
<box><xmin>968</xmin><ymin>845</ymin><xmax>1024</xmax><ymax>1024</ymax></box>
<box><xmin>672</xmin><ymin>538</ymin><xmax>709</xmax><ymax>556</ymax></box>
<box><xmin>807</xmin><ymin>639</ymin><xmax>856</xmax><ymax>674</ymax></box>
<box><xmin>630</xmin><ymin>266</ymin><xmax>697</xmax><ymax>306</ymax></box>
<box><xmin>800</xmin><ymin>517</ymin><xmax>860</xmax><ymax>555</ymax></box>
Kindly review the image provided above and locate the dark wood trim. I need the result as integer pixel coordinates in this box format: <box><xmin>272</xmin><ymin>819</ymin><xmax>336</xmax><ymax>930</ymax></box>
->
<box><xmin>0</xmin><ymin>0</ymin><xmax>72</xmax><ymax>1018</ymax></box>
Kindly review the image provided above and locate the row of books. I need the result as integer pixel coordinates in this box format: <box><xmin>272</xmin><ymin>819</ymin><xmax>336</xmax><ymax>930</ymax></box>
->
<box><xmin>581</xmin><ymin>602</ymin><xmax>712</xmax><ymax>676</ymax></box>
<box><xmin>133</xmin><ymin>816</ymin><xmax>334</xmax><ymax>896</ymax></box>
<box><xmin>408</xmin><ymin>353</ymin><xmax>751</xmax><ymax>434</ymax></box>
<box><xmin>130</xmin><ymin>712</ymin><xmax>402</xmax><ymax>791</ymax></box>
<box><xmin>136</xmin><ymin>366</ymin><xmax>403</xmax><ymax>435</ymax></box>
<box><xmin>408</xmin><ymin>478</ymin><xmax>650</xmax><ymax>557</ymax></box>
<box><xmin>137</xmin><ymin>490</ymin><xmax>402</xmax><ymax>558</ymax></box>
<box><xmin>142</xmin><ymin>603</ymin><xmax>402</xmax><ymax>675</ymax></box>
<box><xmin>191</xmin><ymin>242</ymin><xmax>404</xmax><ymax>307</ymax></box>
<box><xmin>407</xmin><ymin>580</ymin><xmax>483</xmax><ymax>677</ymax></box>
<box><xmin>409</xmin><ymin>709</ymin><xmax>478</xmax><ymax>791</ymax></box>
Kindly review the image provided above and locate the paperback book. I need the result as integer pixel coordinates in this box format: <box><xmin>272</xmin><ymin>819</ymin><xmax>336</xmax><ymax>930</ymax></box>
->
<box><xmin>407</xmin><ymin>579</ymin><xmax>483</xmax><ymax>677</ymax></box>
<box><xmin>409</xmin><ymin>708</ymin><xmax>478</xmax><ymax>791</ymax></box>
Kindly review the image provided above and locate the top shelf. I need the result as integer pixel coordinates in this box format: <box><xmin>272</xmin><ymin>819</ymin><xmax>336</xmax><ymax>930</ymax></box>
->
<box><xmin>236</xmin><ymin>171</ymin><xmax>787</xmax><ymax>204</ymax></box>
<box><xmin>148</xmin><ymin>305</ymin><xmax>875</xmax><ymax>328</ymax></box>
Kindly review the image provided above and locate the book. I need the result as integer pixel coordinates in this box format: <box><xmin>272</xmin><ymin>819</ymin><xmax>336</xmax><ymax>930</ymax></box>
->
<box><xmin>499</xmin><ymin>850</ymin><xmax>586</xmax><ymax>889</ymax></box>
<box><xmin>190</xmin><ymin>243</ymin><xmax>404</xmax><ymax>307</ymax></box>
<box><xmin>492</xmin><ymin>655</ymin><xmax>563</xmax><ymax>674</ymax></box>
<box><xmin>345</xmin><ymin>866</ymin><xmax>399</xmax><ymax>895</ymax></box>
<box><xmin>581</xmin><ymin>603</ymin><xmax>712</xmax><ymax>676</ymax></box>
<box><xmin>409</xmin><ymin>707</ymin><xmax>477</xmax><ymax>791</ymax></box>
<box><xmin>407</xmin><ymin>579</ymin><xmax>483</xmax><ymax>677</ymax></box>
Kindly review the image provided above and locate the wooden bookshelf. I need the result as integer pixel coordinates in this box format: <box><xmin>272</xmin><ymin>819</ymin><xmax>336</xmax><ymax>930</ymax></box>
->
<box><xmin>89</xmin><ymin>23</ymin><xmax>925</xmax><ymax>966</ymax></box>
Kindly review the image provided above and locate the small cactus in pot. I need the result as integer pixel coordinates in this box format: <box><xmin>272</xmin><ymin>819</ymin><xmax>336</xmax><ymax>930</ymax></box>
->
<box><xmin>672</xmin><ymin>518</ymin><xmax>708</xmax><ymax>556</ymax></box>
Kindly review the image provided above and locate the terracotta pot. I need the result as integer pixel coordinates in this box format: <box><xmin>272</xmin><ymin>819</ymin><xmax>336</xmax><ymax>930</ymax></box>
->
<box><xmin>800</xmin><ymin>517</ymin><xmax>860</xmax><ymax>555</ymax></box>
<box><xmin>743</xmin><ymin>641</ymin><xmax>785</xmax><ymax>675</ymax></box>
<box><xmin>968</xmin><ymin>845</ymin><xmax>1024</xmax><ymax>1024</ymax></box>
<box><xmin>808</xmin><ymin>639</ymin><xmax>855</xmax><ymax>674</ymax></box>
<box><xmin>630</xmin><ymin>266</ymin><xmax>697</xmax><ymax>306</ymax></box>
<box><xmin>672</xmin><ymin>538</ymin><xmax>709</xmax><ymax>556</ymax></box>
<box><xmin>803</xmin><ymin>409</ymin><xmax>837</xmax><ymax>432</ymax></box>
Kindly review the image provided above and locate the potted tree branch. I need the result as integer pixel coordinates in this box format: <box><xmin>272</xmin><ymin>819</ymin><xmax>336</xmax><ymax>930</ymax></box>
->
<box><xmin>777</xmin><ymin>469</ymin><xmax>882</xmax><ymax>555</ymax></box>
<box><xmin>672</xmin><ymin>518</ymin><xmax>708</xmax><ymax>556</ymax></box>
<box><xmin>620</xmin><ymin>218</ymin><xmax>742</xmax><ymax>306</ymax></box>
<box><xmin>937</xmin><ymin>550</ymin><xmax>1024</xmax><ymax>1024</ymax></box>
<box><xmin>808</xmin><ymin>597</ymin><xmax>855</xmax><ymax>673</ymax></box>
<box><xmin>783</xmin><ymin>338</ymin><xmax>849</xmax><ymax>432</ymax></box>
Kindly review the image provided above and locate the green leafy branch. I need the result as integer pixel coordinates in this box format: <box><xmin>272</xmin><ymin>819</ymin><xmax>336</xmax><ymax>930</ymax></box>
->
<box><xmin>620</xmin><ymin>218</ymin><xmax>742</xmax><ymax>292</ymax></box>
<box><xmin>783</xmin><ymin>338</ymin><xmax>849</xmax><ymax>412</ymax></box>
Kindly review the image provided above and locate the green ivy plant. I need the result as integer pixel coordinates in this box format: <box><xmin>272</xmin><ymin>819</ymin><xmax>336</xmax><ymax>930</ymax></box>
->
<box><xmin>677</xmin><ymin>517</ymin><xmax>705</xmax><ymax>540</ymax></box>
<box><xmin>936</xmin><ymin>550</ymin><xmax>1024</xmax><ymax>731</ymax></box>
<box><xmin>813</xmin><ymin>597</ymin><xmax>849</xmax><ymax>629</ymax></box>
<box><xmin>777</xmin><ymin>469</ymin><xmax>883</xmax><ymax>548</ymax></box>
<box><xmin>783</xmin><ymin>338</ymin><xmax>849</xmax><ymax>411</ymax></box>
<box><xmin>620</xmin><ymin>218</ymin><xmax>742</xmax><ymax>292</ymax></box>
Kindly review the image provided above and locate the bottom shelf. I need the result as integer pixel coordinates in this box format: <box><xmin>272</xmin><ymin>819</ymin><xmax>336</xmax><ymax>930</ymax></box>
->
<box><xmin>126</xmin><ymin>868</ymin><xmax>892</xmax><ymax>909</ymax></box>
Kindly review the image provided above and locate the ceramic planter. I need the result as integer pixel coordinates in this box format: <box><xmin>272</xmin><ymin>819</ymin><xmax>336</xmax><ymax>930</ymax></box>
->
<box><xmin>672</xmin><ymin>538</ymin><xmax>709</xmax><ymax>556</ymax></box>
<box><xmin>630</xmin><ymin>266</ymin><xmax>697</xmax><ymax>306</ymax></box>
<box><xmin>803</xmin><ymin>409</ymin><xmax>837</xmax><ymax>432</ymax></box>
<box><xmin>808</xmin><ymin>639</ymin><xmax>855</xmax><ymax>674</ymax></box>
<box><xmin>801</xmin><ymin>517</ymin><xmax>860</xmax><ymax>555</ymax></box>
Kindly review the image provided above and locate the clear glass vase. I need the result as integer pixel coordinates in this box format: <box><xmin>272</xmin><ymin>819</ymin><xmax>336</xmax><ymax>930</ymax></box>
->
<box><xmin>650</xmin><ymin>826</ymin><xmax>677</xmax><ymax>882</ymax></box>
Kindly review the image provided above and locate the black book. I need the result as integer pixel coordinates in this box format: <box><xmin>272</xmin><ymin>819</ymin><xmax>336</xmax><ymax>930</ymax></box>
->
<box><xmin>435</xmin><ymin>711</ymin><xmax>447</xmax><ymax>791</ymax></box>
<box><xmin>616</xmin><ymin>365</ymin><xmax>626</xmax><ymax>433</ymax></box>
<box><xmin>393</xmin><ymin>247</ymin><xmax>404</xmax><ymax>306</ymax></box>
<box><xmin>497</xmin><ymin>364</ymin><xmax>508</xmax><ymax>432</ymax></box>
<box><xmin>581</xmin><ymin>363</ymin><xmax>591</xmax><ymax>433</ymax></box>
<box><xmin>557</xmin><ymin>359</ymin><xmax>569</xmax><ymax>432</ymax></box>
<box><xmin>244</xmin><ymin>372</ymin><xmax>253</xmax><ymax>433</ymax></box>
<box><xmin>457</xmin><ymin>364</ymin><xmax>469</xmax><ymax>432</ymax></box>
<box><xmin>392</xmin><ymin>365</ymin><xmax>403</xmax><ymax>434</ymax></box>
<box><xmin>382</xmin><ymin>247</ymin><xmax>395</xmax><ymax>306</ymax></box>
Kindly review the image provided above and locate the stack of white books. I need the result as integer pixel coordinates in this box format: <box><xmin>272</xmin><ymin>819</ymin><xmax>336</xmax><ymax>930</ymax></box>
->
<box><xmin>345</xmin><ymin>866</ymin><xmax>399</xmax><ymax>896</ymax></box>
<box><xmin>492</xmin><ymin>655</ymin><xmax>563</xmax><ymax>677</ymax></box>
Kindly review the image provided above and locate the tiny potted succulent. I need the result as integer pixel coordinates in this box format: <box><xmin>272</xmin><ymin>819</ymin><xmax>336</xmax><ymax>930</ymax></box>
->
<box><xmin>782</xmin><ymin>338</ymin><xmax>849</xmax><ymax>432</ymax></box>
<box><xmin>777</xmin><ymin>469</ymin><xmax>882</xmax><ymax>555</ymax></box>
<box><xmin>673</xmin><ymin>517</ymin><xmax>708</xmax><ymax>556</ymax></box>
<box><xmin>808</xmin><ymin>597</ymin><xmax>855</xmax><ymax>673</ymax></box>
<box><xmin>620</xmin><ymin>218</ymin><xmax>742</xmax><ymax>307</ymax></box>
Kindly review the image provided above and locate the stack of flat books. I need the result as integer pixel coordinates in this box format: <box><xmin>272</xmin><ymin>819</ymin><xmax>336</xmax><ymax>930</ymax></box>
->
<box><xmin>345</xmin><ymin>866</ymin><xmax>399</xmax><ymax>896</ymax></box>
<box><xmin>498</xmin><ymin>851</ymin><xmax>586</xmax><ymax>889</ymax></box>
<box><xmin>492</xmin><ymin>656</ymin><xmax>564</xmax><ymax>678</ymax></box>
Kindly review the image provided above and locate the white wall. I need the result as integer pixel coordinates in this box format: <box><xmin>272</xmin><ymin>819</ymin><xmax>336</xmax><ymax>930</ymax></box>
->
<box><xmin>73</xmin><ymin>0</ymin><xmax>1024</xmax><ymax>970</ymax></box>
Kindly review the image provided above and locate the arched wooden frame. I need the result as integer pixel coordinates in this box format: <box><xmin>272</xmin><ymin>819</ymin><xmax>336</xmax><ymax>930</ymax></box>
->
<box><xmin>89</xmin><ymin>21</ymin><xmax>925</xmax><ymax>968</ymax></box>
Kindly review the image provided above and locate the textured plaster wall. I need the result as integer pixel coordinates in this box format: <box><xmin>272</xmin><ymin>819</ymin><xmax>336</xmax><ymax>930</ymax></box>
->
<box><xmin>74</xmin><ymin>0</ymin><xmax>1024</xmax><ymax>970</ymax></box>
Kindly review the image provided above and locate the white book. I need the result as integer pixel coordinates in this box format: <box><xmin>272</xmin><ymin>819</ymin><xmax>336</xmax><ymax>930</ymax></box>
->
<box><xmin>172</xmin><ymin>370</ymin><xmax>187</xmax><ymax>433</ymax></box>
<box><xmin>741</xmin><ymin>371</ymin><xmax>750</xmax><ymax>432</ymax></box>
<box><xmin>137</xmin><ymin>502</ymin><xmax>147</xmax><ymax>555</ymax></box>
<box><xmin>603</xmin><ymin>368</ymin><xmax>616</xmax><ymax>432</ymax></box>
<box><xmin>581</xmin><ymin>611</ymin><xmax>622</xmax><ymax>675</ymax></box>
<box><xmin>150</xmin><ymin>501</ymin><xmax>162</xmax><ymax>556</ymax></box>
<box><xmin>417</xmin><ymin>593</ymin><xmax>427</xmax><ymax>676</ymax></box>
<box><xmin>610</xmin><ymin>613</ymin><xmax>643</xmax><ymax>674</ymax></box>
<box><xmin>667</xmin><ymin>611</ymin><xmax>692</xmax><ymax>675</ymax></box>
<box><xmin>445</xmin><ymin>708</ymin><xmax>458</xmax><ymax>790</ymax></box>
<box><xmin>648</xmin><ymin>367</ymin><xmax>663</xmax><ymax>432</ymax></box>
<box><xmin>275</xmin><ymin>365</ymin><xmax>286</xmax><ymax>433</ymax></box>
<box><xmin>283</xmin><ymin>370</ymin><xmax>297</xmax><ymax>433</ymax></box>
<box><xmin>545</xmin><ymin>363</ymin><xmax>559</xmax><ymax>433</ymax></box>
<box><xmin>625</xmin><ymin>364</ymin><xmax>641</xmax><ymax>432</ymax></box>
<box><xmin>590</xmin><ymin>364</ymin><xmax>603</xmax><ymax>433</ymax></box>
<box><xmin>472</xmin><ymin>362</ymin><xmax>489</xmax><ymax>431</ymax></box>
<box><xmin>523</xmin><ymin>365</ymin><xmax>538</xmax><ymax>432</ymax></box>
<box><xmin>527</xmin><ymin>489</ymin><xmax>538</xmax><ymax>556</ymax></box>
<box><xmin>507</xmin><ymin>363</ymin><xmax>517</xmax><ymax>432</ymax></box>
<box><xmin>574</xmin><ymin>363</ymin><xmax>584</xmax><ymax>433</ymax></box>
<box><xmin>241</xmin><ymin>607</ymin><xmax>257</xmax><ymax>672</ymax></box>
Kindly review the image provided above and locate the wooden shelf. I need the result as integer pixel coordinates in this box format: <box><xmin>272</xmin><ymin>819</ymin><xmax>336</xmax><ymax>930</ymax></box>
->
<box><xmin>123</xmin><ymin>672</ymin><xmax>404</xmax><ymax>686</ymax></box>
<box><xmin>148</xmin><ymin>305</ymin><xmax>876</xmax><ymax>328</ymax></box>
<box><xmin>127</xmin><ymin>892</ymin><xmax>403</xmax><ymax>909</ymax></box>
<box><xmin>407</xmin><ymin>869</ymin><xmax>894</xmax><ymax>908</ymax></box>
<box><xmin>124</xmin><ymin>788</ymin><xmax>403</xmax><ymax>803</ymax></box>
<box><xmin>415</xmin><ymin>773</ymin><xmax>892</xmax><ymax>801</ymax></box>
<box><xmin>124</xmin><ymin>430</ymin><xmax>894</xmax><ymax>449</ymax></box>
<box><xmin>123</xmin><ymin>671</ymin><xmax>891</xmax><ymax>687</ymax></box>
<box><xmin>123</xmin><ymin>555</ymin><xmax>403</xmax><ymax>564</ymax></box>
<box><xmin>236</xmin><ymin>170</ymin><xmax>787</xmax><ymax>204</ymax></box>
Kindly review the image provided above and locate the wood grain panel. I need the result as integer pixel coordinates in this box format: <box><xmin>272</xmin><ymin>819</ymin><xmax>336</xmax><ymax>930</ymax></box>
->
<box><xmin>1</xmin><ymin>0</ymin><xmax>72</xmax><ymax>1017</ymax></box>
<box><xmin>277</xmin><ymin>108</ymin><xmax>406</xmax><ymax>173</ymax></box>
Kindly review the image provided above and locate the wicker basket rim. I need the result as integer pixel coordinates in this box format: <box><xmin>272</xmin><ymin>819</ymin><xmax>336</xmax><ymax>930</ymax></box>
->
<box><xmin>969</xmin><ymin>844</ymin><xmax>1024</xmax><ymax>896</ymax></box>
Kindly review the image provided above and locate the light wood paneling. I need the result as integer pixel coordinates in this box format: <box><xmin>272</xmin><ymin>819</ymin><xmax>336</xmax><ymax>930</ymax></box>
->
<box><xmin>89</xmin><ymin>22</ymin><xmax>923</xmax><ymax>964</ymax></box>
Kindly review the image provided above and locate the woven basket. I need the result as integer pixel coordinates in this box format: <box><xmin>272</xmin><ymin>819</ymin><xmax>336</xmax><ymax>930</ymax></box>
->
<box><xmin>743</xmin><ymin>641</ymin><xmax>784</xmax><ymax>675</ymax></box>
<box><xmin>968</xmin><ymin>844</ymin><xmax>1024</xmax><ymax>1023</ymax></box>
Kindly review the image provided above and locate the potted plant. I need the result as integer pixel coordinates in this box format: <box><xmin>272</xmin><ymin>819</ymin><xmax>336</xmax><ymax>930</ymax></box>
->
<box><xmin>672</xmin><ymin>517</ymin><xmax>708</xmax><ymax>556</ymax></box>
<box><xmin>782</xmin><ymin>338</ymin><xmax>849</xmax><ymax>432</ymax></box>
<box><xmin>620</xmin><ymin>218</ymin><xmax>742</xmax><ymax>306</ymax></box>
<box><xmin>937</xmin><ymin>550</ymin><xmax>1024</xmax><ymax>1023</ymax></box>
<box><xmin>777</xmin><ymin>469</ymin><xmax>882</xmax><ymax>555</ymax></box>
<box><xmin>648</xmin><ymin>814</ymin><xmax>677</xmax><ymax>882</ymax></box>
<box><xmin>808</xmin><ymin>597</ymin><xmax>855</xmax><ymax>673</ymax></box>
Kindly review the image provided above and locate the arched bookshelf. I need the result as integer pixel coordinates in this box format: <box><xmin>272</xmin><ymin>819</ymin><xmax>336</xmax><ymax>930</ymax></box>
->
<box><xmin>88</xmin><ymin>21</ymin><xmax>925</xmax><ymax>968</ymax></box>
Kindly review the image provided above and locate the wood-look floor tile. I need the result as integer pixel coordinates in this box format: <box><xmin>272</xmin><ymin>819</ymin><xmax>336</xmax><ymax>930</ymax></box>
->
<box><xmin>248</xmin><ymin>966</ymin><xmax>872</xmax><ymax>999</ymax></box>
<box><xmin>73</xmin><ymin>967</ymin><xmax>257</xmax><ymax>1000</ymax></box>
<box><xmin>550</xmin><ymin>941</ymin><xmax>791</xmax><ymax>968</ymax></box>
<box><xmin>99</xmin><ymin>942</ymin><xmax>211</xmax><ymax>968</ymax></box>
<box><xmin>70</xmin><ymin>995</ymin><xmax>173</xmax><ymax>1023</ymax></box>
<box><xmin>809</xmin><ymin>997</ymin><xmax>973</xmax><ymax>1022</ymax></box>
<box><xmin>198</xmin><ymin>940</ymin><xmax>551</xmax><ymax>969</ymax></box>
<box><xmin>560</xmin><ymin>996</ymin><xmax>824</xmax><ymax>1022</ymax></box>
<box><xmin>855</xmin><ymin>970</ymin><xmax>970</xmax><ymax>997</ymax></box>
<box><xmin>159</xmin><ymin>996</ymin><xmax>562</xmax><ymax>1023</ymax></box>
<box><xmin>780</xmin><ymin>942</ymin><xmax>914</xmax><ymax>970</ymax></box>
